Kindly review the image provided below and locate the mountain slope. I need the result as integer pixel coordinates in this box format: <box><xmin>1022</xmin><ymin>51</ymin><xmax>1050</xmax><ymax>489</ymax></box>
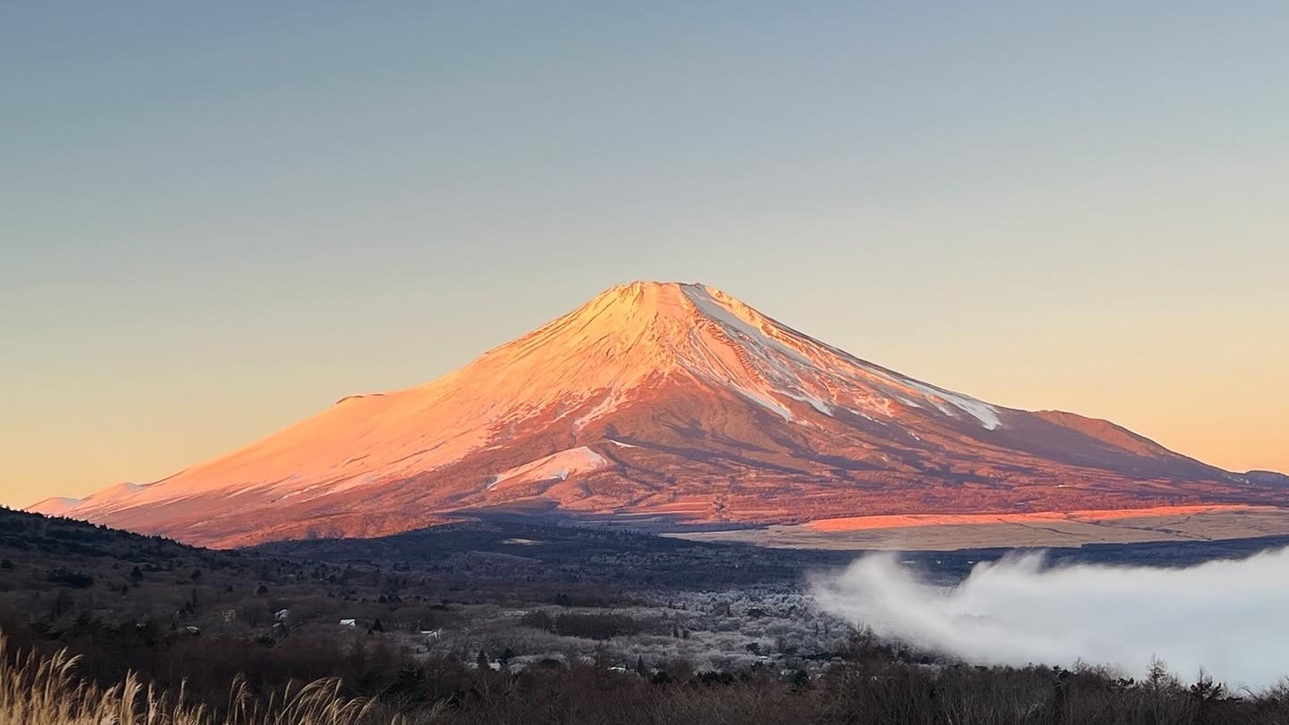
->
<box><xmin>37</xmin><ymin>281</ymin><xmax>1287</xmax><ymax>547</ymax></box>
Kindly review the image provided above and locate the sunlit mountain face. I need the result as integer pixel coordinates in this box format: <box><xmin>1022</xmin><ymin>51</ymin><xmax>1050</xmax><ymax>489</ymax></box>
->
<box><xmin>36</xmin><ymin>281</ymin><xmax>1286</xmax><ymax>548</ymax></box>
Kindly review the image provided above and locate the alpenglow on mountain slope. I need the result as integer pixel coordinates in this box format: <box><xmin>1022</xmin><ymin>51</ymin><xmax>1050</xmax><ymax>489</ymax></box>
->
<box><xmin>36</xmin><ymin>282</ymin><xmax>1288</xmax><ymax>548</ymax></box>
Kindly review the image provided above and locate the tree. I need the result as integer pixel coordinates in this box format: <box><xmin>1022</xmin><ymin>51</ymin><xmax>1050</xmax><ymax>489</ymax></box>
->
<box><xmin>49</xmin><ymin>588</ymin><xmax>76</xmax><ymax>619</ymax></box>
<box><xmin>0</xmin><ymin>558</ymin><xmax>14</xmax><ymax>570</ymax></box>
<box><xmin>129</xmin><ymin>566</ymin><xmax>143</xmax><ymax>582</ymax></box>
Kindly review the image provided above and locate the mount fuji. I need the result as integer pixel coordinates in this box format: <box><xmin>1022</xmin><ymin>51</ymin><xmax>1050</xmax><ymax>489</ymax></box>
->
<box><xmin>34</xmin><ymin>282</ymin><xmax>1287</xmax><ymax>548</ymax></box>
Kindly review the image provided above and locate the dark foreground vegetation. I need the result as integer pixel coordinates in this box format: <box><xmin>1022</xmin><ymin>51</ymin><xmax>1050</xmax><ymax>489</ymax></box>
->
<box><xmin>6</xmin><ymin>507</ymin><xmax>1289</xmax><ymax>723</ymax></box>
<box><xmin>5</xmin><ymin>629</ymin><xmax>1289</xmax><ymax>725</ymax></box>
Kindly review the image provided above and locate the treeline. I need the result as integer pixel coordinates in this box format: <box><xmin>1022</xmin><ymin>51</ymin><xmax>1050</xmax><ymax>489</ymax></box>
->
<box><xmin>3</xmin><ymin>624</ymin><xmax>1288</xmax><ymax>724</ymax></box>
<box><xmin>519</xmin><ymin>610</ymin><xmax>647</xmax><ymax>640</ymax></box>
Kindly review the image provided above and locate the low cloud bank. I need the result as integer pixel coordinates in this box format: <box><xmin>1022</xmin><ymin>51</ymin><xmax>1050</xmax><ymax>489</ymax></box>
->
<box><xmin>811</xmin><ymin>546</ymin><xmax>1289</xmax><ymax>690</ymax></box>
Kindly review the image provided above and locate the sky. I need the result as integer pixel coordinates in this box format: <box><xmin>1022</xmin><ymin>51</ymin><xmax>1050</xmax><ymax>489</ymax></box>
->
<box><xmin>2</xmin><ymin>2</ymin><xmax>1286</xmax><ymax>508</ymax></box>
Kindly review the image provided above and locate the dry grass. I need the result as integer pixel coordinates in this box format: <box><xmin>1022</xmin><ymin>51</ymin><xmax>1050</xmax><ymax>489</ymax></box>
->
<box><xmin>0</xmin><ymin>635</ymin><xmax>388</xmax><ymax>725</ymax></box>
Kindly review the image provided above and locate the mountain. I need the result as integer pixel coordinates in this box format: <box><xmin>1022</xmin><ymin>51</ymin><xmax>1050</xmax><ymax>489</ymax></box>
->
<box><xmin>1244</xmin><ymin>470</ymin><xmax>1289</xmax><ymax>486</ymax></box>
<box><xmin>27</xmin><ymin>497</ymin><xmax>87</xmax><ymax>517</ymax></box>
<box><xmin>27</xmin><ymin>483</ymin><xmax>147</xmax><ymax>517</ymax></box>
<box><xmin>35</xmin><ymin>281</ymin><xmax>1288</xmax><ymax>548</ymax></box>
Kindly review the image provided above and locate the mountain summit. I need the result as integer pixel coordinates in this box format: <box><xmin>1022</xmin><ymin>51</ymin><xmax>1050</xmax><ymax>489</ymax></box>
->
<box><xmin>39</xmin><ymin>282</ymin><xmax>1284</xmax><ymax>547</ymax></box>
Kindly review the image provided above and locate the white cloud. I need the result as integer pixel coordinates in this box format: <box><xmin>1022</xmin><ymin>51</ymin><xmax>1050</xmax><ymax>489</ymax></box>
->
<box><xmin>811</xmin><ymin>546</ymin><xmax>1289</xmax><ymax>690</ymax></box>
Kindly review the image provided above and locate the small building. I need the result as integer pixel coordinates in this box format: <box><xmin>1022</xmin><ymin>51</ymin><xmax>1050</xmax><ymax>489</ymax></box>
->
<box><xmin>339</xmin><ymin>618</ymin><xmax>357</xmax><ymax>628</ymax></box>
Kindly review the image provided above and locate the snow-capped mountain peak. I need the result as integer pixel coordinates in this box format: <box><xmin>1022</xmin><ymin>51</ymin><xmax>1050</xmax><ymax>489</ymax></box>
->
<box><xmin>37</xmin><ymin>282</ymin><xmax>1273</xmax><ymax>548</ymax></box>
<box><xmin>462</xmin><ymin>280</ymin><xmax>1001</xmax><ymax>431</ymax></box>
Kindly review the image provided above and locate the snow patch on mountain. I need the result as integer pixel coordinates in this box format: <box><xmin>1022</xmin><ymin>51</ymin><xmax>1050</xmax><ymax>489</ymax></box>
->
<box><xmin>574</xmin><ymin>389</ymin><xmax>629</xmax><ymax>430</ymax></box>
<box><xmin>900</xmin><ymin>379</ymin><xmax>1001</xmax><ymax>430</ymax></box>
<box><xmin>783</xmin><ymin>391</ymin><xmax>833</xmax><ymax>415</ymax></box>
<box><xmin>486</xmin><ymin>447</ymin><xmax>609</xmax><ymax>490</ymax></box>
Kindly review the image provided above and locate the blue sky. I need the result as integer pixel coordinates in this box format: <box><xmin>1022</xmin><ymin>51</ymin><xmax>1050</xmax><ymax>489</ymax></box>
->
<box><xmin>3</xmin><ymin>2</ymin><xmax>1287</xmax><ymax>504</ymax></box>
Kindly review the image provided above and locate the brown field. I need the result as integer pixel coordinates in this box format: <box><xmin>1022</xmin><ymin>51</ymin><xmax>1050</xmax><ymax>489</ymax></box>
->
<box><xmin>672</xmin><ymin>506</ymin><xmax>1289</xmax><ymax>550</ymax></box>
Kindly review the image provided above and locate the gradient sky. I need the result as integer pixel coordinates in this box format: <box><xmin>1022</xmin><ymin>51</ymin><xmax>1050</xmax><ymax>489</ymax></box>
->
<box><xmin>3</xmin><ymin>2</ymin><xmax>1287</xmax><ymax>508</ymax></box>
